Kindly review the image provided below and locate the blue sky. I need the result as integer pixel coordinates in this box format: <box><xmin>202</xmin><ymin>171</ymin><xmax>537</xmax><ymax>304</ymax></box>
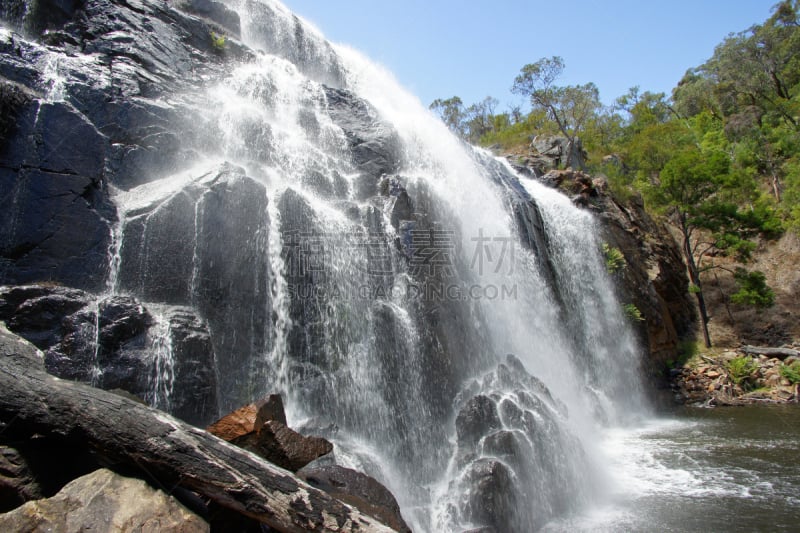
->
<box><xmin>281</xmin><ymin>0</ymin><xmax>778</xmax><ymax>112</ymax></box>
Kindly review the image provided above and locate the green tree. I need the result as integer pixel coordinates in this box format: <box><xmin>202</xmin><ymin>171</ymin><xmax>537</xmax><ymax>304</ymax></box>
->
<box><xmin>463</xmin><ymin>96</ymin><xmax>499</xmax><ymax>144</ymax></box>
<box><xmin>672</xmin><ymin>0</ymin><xmax>800</xmax><ymax>203</ymax></box>
<box><xmin>511</xmin><ymin>56</ymin><xmax>601</xmax><ymax>167</ymax></box>
<box><xmin>638</xmin><ymin>121</ymin><xmax>776</xmax><ymax>347</ymax></box>
<box><xmin>730</xmin><ymin>268</ymin><xmax>775</xmax><ymax>308</ymax></box>
<box><xmin>429</xmin><ymin>96</ymin><xmax>466</xmax><ymax>137</ymax></box>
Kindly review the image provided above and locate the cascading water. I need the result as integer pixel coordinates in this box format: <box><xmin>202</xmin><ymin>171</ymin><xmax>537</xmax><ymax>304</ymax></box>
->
<box><xmin>170</xmin><ymin>2</ymin><xmax>647</xmax><ymax>529</ymax></box>
<box><xmin>2</xmin><ymin>0</ymin><xmax>650</xmax><ymax>530</ymax></box>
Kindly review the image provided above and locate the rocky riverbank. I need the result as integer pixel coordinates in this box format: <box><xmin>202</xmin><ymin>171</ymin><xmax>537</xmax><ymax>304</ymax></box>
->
<box><xmin>670</xmin><ymin>345</ymin><xmax>800</xmax><ymax>406</ymax></box>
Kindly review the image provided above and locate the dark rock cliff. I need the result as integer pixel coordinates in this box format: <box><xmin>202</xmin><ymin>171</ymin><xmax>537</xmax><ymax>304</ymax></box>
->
<box><xmin>0</xmin><ymin>0</ymin><xmax>258</xmax><ymax>419</ymax></box>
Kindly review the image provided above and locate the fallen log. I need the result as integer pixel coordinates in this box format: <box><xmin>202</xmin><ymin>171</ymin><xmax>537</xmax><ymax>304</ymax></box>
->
<box><xmin>0</xmin><ymin>353</ymin><xmax>395</xmax><ymax>532</ymax></box>
<box><xmin>741</xmin><ymin>345</ymin><xmax>800</xmax><ymax>360</ymax></box>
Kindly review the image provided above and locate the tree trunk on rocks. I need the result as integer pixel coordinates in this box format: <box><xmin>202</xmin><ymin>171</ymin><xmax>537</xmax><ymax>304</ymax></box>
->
<box><xmin>741</xmin><ymin>345</ymin><xmax>800</xmax><ymax>360</ymax></box>
<box><xmin>0</xmin><ymin>353</ymin><xmax>396</xmax><ymax>532</ymax></box>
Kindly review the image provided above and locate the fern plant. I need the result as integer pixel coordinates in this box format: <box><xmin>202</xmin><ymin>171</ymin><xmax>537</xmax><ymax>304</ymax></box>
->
<box><xmin>780</xmin><ymin>361</ymin><xmax>800</xmax><ymax>384</ymax></box>
<box><xmin>623</xmin><ymin>303</ymin><xmax>644</xmax><ymax>322</ymax></box>
<box><xmin>726</xmin><ymin>356</ymin><xmax>758</xmax><ymax>387</ymax></box>
<box><xmin>602</xmin><ymin>243</ymin><xmax>626</xmax><ymax>274</ymax></box>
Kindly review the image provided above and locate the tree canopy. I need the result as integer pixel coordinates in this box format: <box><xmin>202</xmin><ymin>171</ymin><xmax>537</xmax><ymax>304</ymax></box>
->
<box><xmin>428</xmin><ymin>1</ymin><xmax>800</xmax><ymax>347</ymax></box>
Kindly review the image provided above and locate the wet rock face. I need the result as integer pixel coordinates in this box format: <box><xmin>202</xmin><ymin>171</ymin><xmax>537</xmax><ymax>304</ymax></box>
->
<box><xmin>0</xmin><ymin>285</ymin><xmax>219</xmax><ymax>425</ymax></box>
<box><xmin>324</xmin><ymin>87</ymin><xmax>403</xmax><ymax>199</ymax></box>
<box><xmin>593</xmin><ymin>190</ymin><xmax>696</xmax><ymax>377</ymax></box>
<box><xmin>0</xmin><ymin>0</ymin><xmax>259</xmax><ymax>290</ymax></box>
<box><xmin>443</xmin><ymin>354</ymin><xmax>587</xmax><ymax>533</ymax></box>
<box><xmin>0</xmin><ymin>100</ymin><xmax>113</xmax><ymax>292</ymax></box>
<box><xmin>510</xmin><ymin>157</ymin><xmax>696</xmax><ymax>385</ymax></box>
<box><xmin>455</xmin><ymin>394</ymin><xmax>502</xmax><ymax>447</ymax></box>
<box><xmin>462</xmin><ymin>458</ymin><xmax>518</xmax><ymax>533</ymax></box>
<box><xmin>115</xmin><ymin>167</ymin><xmax>271</xmax><ymax>413</ymax></box>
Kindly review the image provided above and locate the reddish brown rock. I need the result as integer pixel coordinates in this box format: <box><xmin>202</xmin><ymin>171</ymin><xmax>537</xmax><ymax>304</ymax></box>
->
<box><xmin>208</xmin><ymin>395</ymin><xmax>331</xmax><ymax>472</ymax></box>
<box><xmin>207</xmin><ymin>403</ymin><xmax>258</xmax><ymax>441</ymax></box>
<box><xmin>232</xmin><ymin>421</ymin><xmax>333</xmax><ymax>472</ymax></box>
<box><xmin>206</xmin><ymin>394</ymin><xmax>288</xmax><ymax>441</ymax></box>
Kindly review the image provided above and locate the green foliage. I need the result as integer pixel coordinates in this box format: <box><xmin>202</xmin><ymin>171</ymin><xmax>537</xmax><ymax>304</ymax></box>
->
<box><xmin>210</xmin><ymin>31</ymin><xmax>226</xmax><ymax>51</ymax></box>
<box><xmin>511</xmin><ymin>56</ymin><xmax>600</xmax><ymax>157</ymax></box>
<box><xmin>480</xmin><ymin>108</ymin><xmax>556</xmax><ymax>148</ymax></box>
<box><xmin>730</xmin><ymin>268</ymin><xmax>775</xmax><ymax>308</ymax></box>
<box><xmin>602</xmin><ymin>243</ymin><xmax>626</xmax><ymax>273</ymax></box>
<box><xmin>432</xmin><ymin>2</ymin><xmax>800</xmax><ymax>257</ymax></box>
<box><xmin>430</xmin><ymin>96</ymin><xmax>466</xmax><ymax>136</ymax></box>
<box><xmin>430</xmin><ymin>96</ymin><xmax>502</xmax><ymax>144</ymax></box>
<box><xmin>726</xmin><ymin>356</ymin><xmax>759</xmax><ymax>386</ymax></box>
<box><xmin>623</xmin><ymin>303</ymin><xmax>644</xmax><ymax>322</ymax></box>
<box><xmin>780</xmin><ymin>361</ymin><xmax>800</xmax><ymax>384</ymax></box>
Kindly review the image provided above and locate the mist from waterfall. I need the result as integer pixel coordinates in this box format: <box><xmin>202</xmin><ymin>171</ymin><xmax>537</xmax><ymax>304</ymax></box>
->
<box><xmin>105</xmin><ymin>1</ymin><xmax>651</xmax><ymax>530</ymax></box>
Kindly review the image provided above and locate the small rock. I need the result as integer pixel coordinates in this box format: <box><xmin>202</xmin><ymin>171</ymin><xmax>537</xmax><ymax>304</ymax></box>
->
<box><xmin>297</xmin><ymin>465</ymin><xmax>411</xmax><ymax>533</ymax></box>
<box><xmin>207</xmin><ymin>403</ymin><xmax>260</xmax><ymax>441</ymax></box>
<box><xmin>776</xmin><ymin>389</ymin><xmax>793</xmax><ymax>400</ymax></box>
<box><xmin>208</xmin><ymin>396</ymin><xmax>331</xmax><ymax>472</ymax></box>
<box><xmin>255</xmin><ymin>394</ymin><xmax>287</xmax><ymax>427</ymax></box>
<box><xmin>207</xmin><ymin>394</ymin><xmax>288</xmax><ymax>440</ymax></box>
<box><xmin>706</xmin><ymin>370</ymin><xmax>720</xmax><ymax>379</ymax></box>
<box><xmin>232</xmin><ymin>421</ymin><xmax>333</xmax><ymax>472</ymax></box>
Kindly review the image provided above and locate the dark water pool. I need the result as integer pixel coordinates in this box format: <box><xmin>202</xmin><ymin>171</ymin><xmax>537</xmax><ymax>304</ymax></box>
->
<box><xmin>543</xmin><ymin>404</ymin><xmax>800</xmax><ymax>532</ymax></box>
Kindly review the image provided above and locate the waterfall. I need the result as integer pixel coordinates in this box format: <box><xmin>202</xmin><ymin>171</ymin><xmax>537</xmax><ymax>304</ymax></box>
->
<box><xmin>3</xmin><ymin>0</ymin><xmax>648</xmax><ymax>529</ymax></box>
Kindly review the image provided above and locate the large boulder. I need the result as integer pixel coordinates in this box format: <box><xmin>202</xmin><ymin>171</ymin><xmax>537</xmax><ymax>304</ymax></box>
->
<box><xmin>462</xmin><ymin>459</ymin><xmax>518</xmax><ymax>533</ymax></box>
<box><xmin>440</xmin><ymin>354</ymin><xmax>587</xmax><ymax>532</ymax></box>
<box><xmin>0</xmin><ymin>468</ymin><xmax>209</xmax><ymax>532</ymax></box>
<box><xmin>0</xmin><ymin>285</ymin><xmax>90</xmax><ymax>353</ymax></box>
<box><xmin>0</xmin><ymin>319</ymin><xmax>44</xmax><ymax>369</ymax></box>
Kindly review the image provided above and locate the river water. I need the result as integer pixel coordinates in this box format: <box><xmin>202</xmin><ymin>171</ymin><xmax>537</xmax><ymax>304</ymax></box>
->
<box><xmin>543</xmin><ymin>404</ymin><xmax>800</xmax><ymax>532</ymax></box>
